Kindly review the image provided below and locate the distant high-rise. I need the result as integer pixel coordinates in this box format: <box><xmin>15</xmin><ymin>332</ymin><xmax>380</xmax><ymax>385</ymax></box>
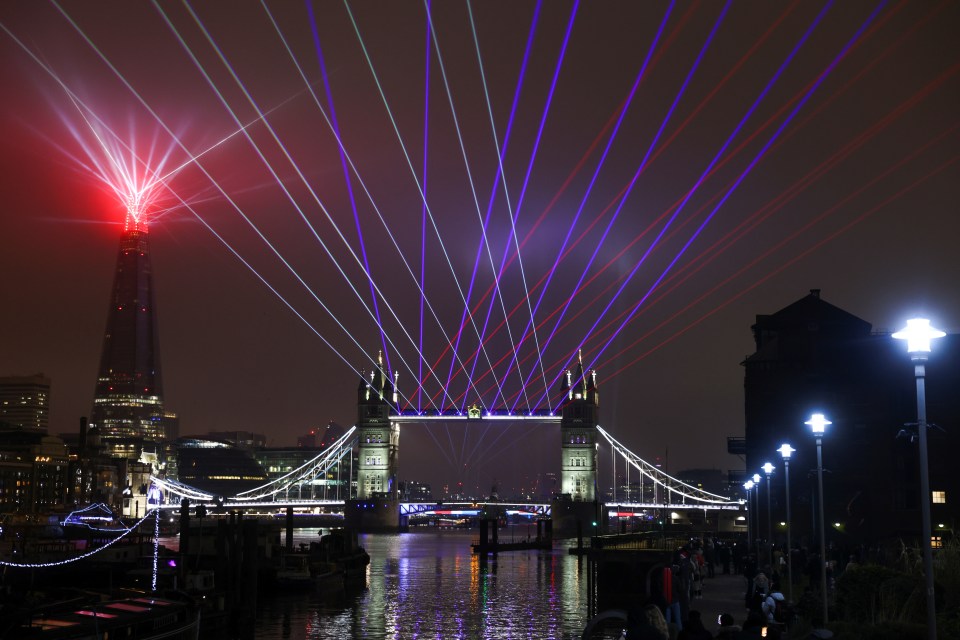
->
<box><xmin>0</xmin><ymin>373</ymin><xmax>50</xmax><ymax>431</ymax></box>
<box><xmin>90</xmin><ymin>213</ymin><xmax>172</xmax><ymax>459</ymax></box>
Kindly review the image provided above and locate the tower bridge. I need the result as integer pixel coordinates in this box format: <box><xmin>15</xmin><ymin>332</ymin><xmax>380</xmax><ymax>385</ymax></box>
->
<box><xmin>154</xmin><ymin>352</ymin><xmax>742</xmax><ymax>533</ymax></box>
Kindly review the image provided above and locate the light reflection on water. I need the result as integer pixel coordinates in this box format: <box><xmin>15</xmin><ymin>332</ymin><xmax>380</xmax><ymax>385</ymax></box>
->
<box><xmin>254</xmin><ymin>528</ymin><xmax>588</xmax><ymax>639</ymax></box>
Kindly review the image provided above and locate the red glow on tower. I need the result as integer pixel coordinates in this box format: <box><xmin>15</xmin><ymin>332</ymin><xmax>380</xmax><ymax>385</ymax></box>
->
<box><xmin>123</xmin><ymin>191</ymin><xmax>148</xmax><ymax>233</ymax></box>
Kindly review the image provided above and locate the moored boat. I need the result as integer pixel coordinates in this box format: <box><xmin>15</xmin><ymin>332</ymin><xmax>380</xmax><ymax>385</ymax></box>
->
<box><xmin>2</xmin><ymin>591</ymin><xmax>200</xmax><ymax>639</ymax></box>
<box><xmin>60</xmin><ymin>503</ymin><xmax>131</xmax><ymax>539</ymax></box>
<box><xmin>274</xmin><ymin>552</ymin><xmax>316</xmax><ymax>589</ymax></box>
<box><xmin>316</xmin><ymin>529</ymin><xmax>370</xmax><ymax>583</ymax></box>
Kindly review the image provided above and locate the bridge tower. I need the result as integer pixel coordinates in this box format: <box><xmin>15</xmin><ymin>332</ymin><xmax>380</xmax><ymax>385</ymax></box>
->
<box><xmin>345</xmin><ymin>352</ymin><xmax>401</xmax><ymax>531</ymax></box>
<box><xmin>553</xmin><ymin>354</ymin><xmax>601</xmax><ymax>535</ymax></box>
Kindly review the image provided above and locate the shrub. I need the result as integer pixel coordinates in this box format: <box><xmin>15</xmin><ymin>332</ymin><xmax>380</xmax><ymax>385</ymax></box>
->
<box><xmin>827</xmin><ymin>620</ymin><xmax>927</xmax><ymax>640</ymax></box>
<box><xmin>835</xmin><ymin>564</ymin><xmax>924</xmax><ymax>625</ymax></box>
<box><xmin>935</xmin><ymin>538</ymin><xmax>960</xmax><ymax>614</ymax></box>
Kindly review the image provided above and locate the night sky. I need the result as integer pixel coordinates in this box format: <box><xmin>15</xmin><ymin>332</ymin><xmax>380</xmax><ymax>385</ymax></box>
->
<box><xmin>1</xmin><ymin>1</ymin><xmax>957</xmax><ymax>496</ymax></box>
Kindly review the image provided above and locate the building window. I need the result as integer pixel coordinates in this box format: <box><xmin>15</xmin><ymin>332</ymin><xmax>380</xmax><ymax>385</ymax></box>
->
<box><xmin>933</xmin><ymin>491</ymin><xmax>946</xmax><ymax>504</ymax></box>
<box><xmin>932</xmin><ymin>535</ymin><xmax>943</xmax><ymax>549</ymax></box>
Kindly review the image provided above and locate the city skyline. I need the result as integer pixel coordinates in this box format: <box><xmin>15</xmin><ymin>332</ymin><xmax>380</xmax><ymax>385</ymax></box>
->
<box><xmin>1</xmin><ymin>2</ymin><xmax>958</xmax><ymax>493</ymax></box>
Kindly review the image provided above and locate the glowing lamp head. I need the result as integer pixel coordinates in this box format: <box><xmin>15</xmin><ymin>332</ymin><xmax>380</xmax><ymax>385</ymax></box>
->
<box><xmin>752</xmin><ymin>473</ymin><xmax>761</xmax><ymax>483</ymax></box>
<box><xmin>762</xmin><ymin>462</ymin><xmax>775</xmax><ymax>476</ymax></box>
<box><xmin>778</xmin><ymin>443</ymin><xmax>795</xmax><ymax>460</ymax></box>
<box><xmin>744</xmin><ymin>480</ymin><xmax>755</xmax><ymax>491</ymax></box>
<box><xmin>806</xmin><ymin>413</ymin><xmax>831</xmax><ymax>435</ymax></box>
<box><xmin>893</xmin><ymin>318</ymin><xmax>945</xmax><ymax>354</ymax></box>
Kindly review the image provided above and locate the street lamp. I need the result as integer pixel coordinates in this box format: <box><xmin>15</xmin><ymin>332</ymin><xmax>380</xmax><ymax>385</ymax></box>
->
<box><xmin>778</xmin><ymin>443</ymin><xmax>796</xmax><ymax>604</ymax></box>
<box><xmin>894</xmin><ymin>318</ymin><xmax>946</xmax><ymax>640</ymax></box>
<box><xmin>806</xmin><ymin>412</ymin><xmax>831</xmax><ymax>626</ymax></box>
<box><xmin>762</xmin><ymin>462</ymin><xmax>775</xmax><ymax>562</ymax></box>
<box><xmin>751</xmin><ymin>473</ymin><xmax>762</xmax><ymax>560</ymax></box>
<box><xmin>744</xmin><ymin>480</ymin><xmax>755</xmax><ymax>551</ymax></box>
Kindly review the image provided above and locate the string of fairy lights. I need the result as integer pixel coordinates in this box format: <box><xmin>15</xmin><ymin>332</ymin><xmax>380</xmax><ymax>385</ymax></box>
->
<box><xmin>0</xmin><ymin>508</ymin><xmax>160</xmax><ymax>572</ymax></box>
<box><xmin>0</xmin><ymin>508</ymin><xmax>170</xmax><ymax>593</ymax></box>
<box><xmin>152</xmin><ymin>507</ymin><xmax>160</xmax><ymax>592</ymax></box>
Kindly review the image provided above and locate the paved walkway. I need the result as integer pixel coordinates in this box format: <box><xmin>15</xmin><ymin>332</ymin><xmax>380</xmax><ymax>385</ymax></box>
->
<box><xmin>685</xmin><ymin>571</ymin><xmax>750</xmax><ymax>635</ymax></box>
<box><xmin>581</xmin><ymin>570</ymin><xmax>763</xmax><ymax>639</ymax></box>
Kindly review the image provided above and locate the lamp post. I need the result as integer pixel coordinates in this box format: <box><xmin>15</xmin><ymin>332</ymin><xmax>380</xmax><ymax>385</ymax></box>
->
<box><xmin>894</xmin><ymin>318</ymin><xmax>946</xmax><ymax>640</ymax></box>
<box><xmin>762</xmin><ymin>461</ymin><xmax>775</xmax><ymax>565</ymax></box>
<box><xmin>752</xmin><ymin>473</ymin><xmax>762</xmax><ymax>560</ymax></box>
<box><xmin>778</xmin><ymin>444</ymin><xmax>796</xmax><ymax>604</ymax></box>
<box><xmin>806</xmin><ymin>412</ymin><xmax>831</xmax><ymax>626</ymax></box>
<box><xmin>744</xmin><ymin>480</ymin><xmax>755</xmax><ymax>552</ymax></box>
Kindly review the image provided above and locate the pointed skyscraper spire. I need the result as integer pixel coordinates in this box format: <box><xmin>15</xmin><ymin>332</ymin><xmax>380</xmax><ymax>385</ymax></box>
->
<box><xmin>90</xmin><ymin>214</ymin><xmax>172</xmax><ymax>458</ymax></box>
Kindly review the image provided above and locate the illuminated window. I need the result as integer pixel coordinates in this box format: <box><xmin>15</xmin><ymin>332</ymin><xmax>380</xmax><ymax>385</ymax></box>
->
<box><xmin>933</xmin><ymin>491</ymin><xmax>946</xmax><ymax>504</ymax></box>
<box><xmin>932</xmin><ymin>535</ymin><xmax>943</xmax><ymax>549</ymax></box>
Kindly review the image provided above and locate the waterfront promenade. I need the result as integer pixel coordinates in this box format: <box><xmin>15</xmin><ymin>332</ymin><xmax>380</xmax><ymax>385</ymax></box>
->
<box><xmin>686</xmin><ymin>571</ymin><xmax>750</xmax><ymax>635</ymax></box>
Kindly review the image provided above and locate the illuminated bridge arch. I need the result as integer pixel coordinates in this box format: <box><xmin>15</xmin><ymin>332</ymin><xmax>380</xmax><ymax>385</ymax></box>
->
<box><xmin>152</xmin><ymin>426</ymin><xmax>356</xmax><ymax>504</ymax></box>
<box><xmin>598</xmin><ymin>426</ymin><xmax>740</xmax><ymax>508</ymax></box>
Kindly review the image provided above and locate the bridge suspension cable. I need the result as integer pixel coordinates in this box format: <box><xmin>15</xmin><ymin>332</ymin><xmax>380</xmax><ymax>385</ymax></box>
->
<box><xmin>150</xmin><ymin>476</ymin><xmax>215</xmax><ymax>502</ymax></box>
<box><xmin>147</xmin><ymin>427</ymin><xmax>357</xmax><ymax>505</ymax></box>
<box><xmin>230</xmin><ymin>426</ymin><xmax>357</xmax><ymax>502</ymax></box>
<box><xmin>597</xmin><ymin>426</ymin><xmax>739</xmax><ymax>506</ymax></box>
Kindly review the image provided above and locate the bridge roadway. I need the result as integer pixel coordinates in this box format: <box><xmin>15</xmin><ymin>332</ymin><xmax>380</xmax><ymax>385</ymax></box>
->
<box><xmin>155</xmin><ymin>499</ymin><xmax>743</xmax><ymax>516</ymax></box>
<box><xmin>149</xmin><ymin>424</ymin><xmax>743</xmax><ymax>523</ymax></box>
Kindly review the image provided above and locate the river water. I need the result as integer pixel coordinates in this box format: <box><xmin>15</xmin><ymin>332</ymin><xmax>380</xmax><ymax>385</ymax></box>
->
<box><xmin>253</xmin><ymin>528</ymin><xmax>590</xmax><ymax>639</ymax></box>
